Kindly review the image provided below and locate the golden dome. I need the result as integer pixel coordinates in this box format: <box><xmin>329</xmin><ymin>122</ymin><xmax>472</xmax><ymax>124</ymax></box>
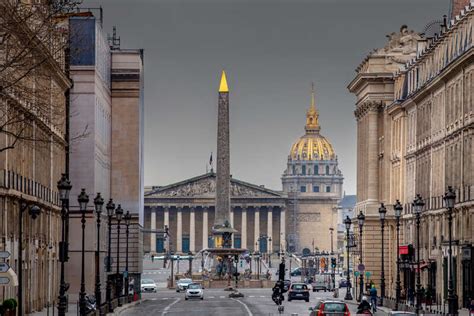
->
<box><xmin>289</xmin><ymin>84</ymin><xmax>336</xmax><ymax>161</ymax></box>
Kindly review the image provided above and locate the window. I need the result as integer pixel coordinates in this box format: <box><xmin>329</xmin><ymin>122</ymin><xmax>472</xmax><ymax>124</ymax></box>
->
<box><xmin>292</xmin><ymin>165</ymin><xmax>296</xmax><ymax>175</ymax></box>
<box><xmin>314</xmin><ymin>165</ymin><xmax>318</xmax><ymax>175</ymax></box>
<box><xmin>300</xmin><ymin>186</ymin><xmax>306</xmax><ymax>192</ymax></box>
<box><xmin>313</xmin><ymin>186</ymin><xmax>320</xmax><ymax>192</ymax></box>
<box><xmin>302</xmin><ymin>165</ymin><xmax>306</xmax><ymax>175</ymax></box>
<box><xmin>326</xmin><ymin>165</ymin><xmax>330</xmax><ymax>175</ymax></box>
<box><xmin>326</xmin><ymin>186</ymin><xmax>331</xmax><ymax>193</ymax></box>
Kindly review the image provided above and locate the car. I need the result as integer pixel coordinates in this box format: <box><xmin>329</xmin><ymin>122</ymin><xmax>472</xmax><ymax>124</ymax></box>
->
<box><xmin>338</xmin><ymin>280</ymin><xmax>350</xmax><ymax>288</ymax></box>
<box><xmin>312</xmin><ymin>275</ymin><xmax>331</xmax><ymax>292</ymax></box>
<box><xmin>388</xmin><ymin>313</ymin><xmax>416</xmax><ymax>316</ymax></box>
<box><xmin>290</xmin><ymin>267</ymin><xmax>302</xmax><ymax>276</ymax></box>
<box><xmin>140</xmin><ymin>279</ymin><xmax>157</xmax><ymax>293</ymax></box>
<box><xmin>309</xmin><ymin>300</ymin><xmax>350</xmax><ymax>316</ymax></box>
<box><xmin>176</xmin><ymin>278</ymin><xmax>193</xmax><ymax>292</ymax></box>
<box><xmin>287</xmin><ymin>282</ymin><xmax>310</xmax><ymax>302</ymax></box>
<box><xmin>185</xmin><ymin>283</ymin><xmax>204</xmax><ymax>300</ymax></box>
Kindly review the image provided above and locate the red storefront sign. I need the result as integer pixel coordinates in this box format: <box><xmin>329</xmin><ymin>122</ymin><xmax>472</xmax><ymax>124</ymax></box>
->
<box><xmin>399</xmin><ymin>245</ymin><xmax>409</xmax><ymax>255</ymax></box>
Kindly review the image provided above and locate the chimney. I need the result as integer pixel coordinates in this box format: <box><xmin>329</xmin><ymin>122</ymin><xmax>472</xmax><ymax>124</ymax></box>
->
<box><xmin>450</xmin><ymin>0</ymin><xmax>470</xmax><ymax>19</ymax></box>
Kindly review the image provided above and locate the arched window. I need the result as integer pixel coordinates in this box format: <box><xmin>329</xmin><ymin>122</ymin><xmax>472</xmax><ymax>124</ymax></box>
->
<box><xmin>326</xmin><ymin>165</ymin><xmax>330</xmax><ymax>175</ymax></box>
<box><xmin>302</xmin><ymin>165</ymin><xmax>306</xmax><ymax>175</ymax></box>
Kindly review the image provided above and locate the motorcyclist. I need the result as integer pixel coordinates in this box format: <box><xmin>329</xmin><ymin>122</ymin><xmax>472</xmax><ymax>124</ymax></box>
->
<box><xmin>357</xmin><ymin>296</ymin><xmax>372</xmax><ymax>314</ymax></box>
<box><xmin>272</xmin><ymin>281</ymin><xmax>284</xmax><ymax>305</ymax></box>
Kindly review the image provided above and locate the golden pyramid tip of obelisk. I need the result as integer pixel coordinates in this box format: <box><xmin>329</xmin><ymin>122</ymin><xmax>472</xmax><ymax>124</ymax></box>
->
<box><xmin>219</xmin><ymin>70</ymin><xmax>229</xmax><ymax>92</ymax></box>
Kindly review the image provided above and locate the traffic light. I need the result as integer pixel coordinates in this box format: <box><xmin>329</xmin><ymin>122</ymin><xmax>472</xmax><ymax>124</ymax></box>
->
<box><xmin>331</xmin><ymin>257</ymin><xmax>336</xmax><ymax>268</ymax></box>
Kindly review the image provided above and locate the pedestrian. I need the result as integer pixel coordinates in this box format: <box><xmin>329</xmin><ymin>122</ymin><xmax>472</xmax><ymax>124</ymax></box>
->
<box><xmin>369</xmin><ymin>284</ymin><xmax>377</xmax><ymax>312</ymax></box>
<box><xmin>469</xmin><ymin>298</ymin><xmax>474</xmax><ymax>316</ymax></box>
<box><xmin>408</xmin><ymin>287</ymin><xmax>415</xmax><ymax>306</ymax></box>
<box><xmin>151</xmin><ymin>254</ymin><xmax>155</xmax><ymax>262</ymax></box>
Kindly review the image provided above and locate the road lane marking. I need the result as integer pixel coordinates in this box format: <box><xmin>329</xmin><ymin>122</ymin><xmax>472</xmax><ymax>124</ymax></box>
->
<box><xmin>249</xmin><ymin>295</ymin><xmax>255</xmax><ymax>298</ymax></box>
<box><xmin>161</xmin><ymin>298</ymin><xmax>180</xmax><ymax>315</ymax></box>
<box><xmin>208</xmin><ymin>296</ymin><xmax>214</xmax><ymax>298</ymax></box>
<box><xmin>231</xmin><ymin>298</ymin><xmax>253</xmax><ymax>316</ymax></box>
<box><xmin>220</xmin><ymin>296</ymin><xmax>225</xmax><ymax>298</ymax></box>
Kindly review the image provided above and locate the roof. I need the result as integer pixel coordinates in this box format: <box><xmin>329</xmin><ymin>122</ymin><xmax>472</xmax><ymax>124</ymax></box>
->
<box><xmin>339</xmin><ymin>195</ymin><xmax>356</xmax><ymax>208</ymax></box>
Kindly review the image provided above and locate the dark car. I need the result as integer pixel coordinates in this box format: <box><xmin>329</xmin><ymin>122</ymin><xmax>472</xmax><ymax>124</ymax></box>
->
<box><xmin>288</xmin><ymin>283</ymin><xmax>309</xmax><ymax>302</ymax></box>
<box><xmin>283</xmin><ymin>279</ymin><xmax>291</xmax><ymax>291</ymax></box>
<box><xmin>290</xmin><ymin>267</ymin><xmax>302</xmax><ymax>276</ymax></box>
<box><xmin>339</xmin><ymin>280</ymin><xmax>351</xmax><ymax>288</ymax></box>
<box><xmin>309</xmin><ymin>300</ymin><xmax>350</xmax><ymax>316</ymax></box>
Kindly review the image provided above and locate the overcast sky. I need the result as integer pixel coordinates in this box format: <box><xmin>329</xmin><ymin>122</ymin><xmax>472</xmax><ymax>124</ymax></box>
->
<box><xmin>85</xmin><ymin>0</ymin><xmax>448</xmax><ymax>194</ymax></box>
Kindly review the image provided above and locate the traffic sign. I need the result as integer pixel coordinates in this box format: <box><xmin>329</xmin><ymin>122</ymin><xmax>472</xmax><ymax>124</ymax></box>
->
<box><xmin>0</xmin><ymin>251</ymin><xmax>10</xmax><ymax>259</ymax></box>
<box><xmin>0</xmin><ymin>277</ymin><xmax>10</xmax><ymax>284</ymax></box>
<box><xmin>0</xmin><ymin>263</ymin><xmax>9</xmax><ymax>273</ymax></box>
<box><xmin>354</xmin><ymin>271</ymin><xmax>360</xmax><ymax>277</ymax></box>
<box><xmin>357</xmin><ymin>264</ymin><xmax>365</xmax><ymax>272</ymax></box>
<box><xmin>365</xmin><ymin>271</ymin><xmax>371</xmax><ymax>278</ymax></box>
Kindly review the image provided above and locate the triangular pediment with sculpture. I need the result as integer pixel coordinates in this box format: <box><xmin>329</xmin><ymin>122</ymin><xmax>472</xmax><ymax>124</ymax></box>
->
<box><xmin>146</xmin><ymin>173</ymin><xmax>281</xmax><ymax>198</ymax></box>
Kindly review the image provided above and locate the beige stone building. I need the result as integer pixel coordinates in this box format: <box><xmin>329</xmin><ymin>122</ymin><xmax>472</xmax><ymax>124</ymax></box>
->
<box><xmin>0</xmin><ymin>1</ymin><xmax>70</xmax><ymax>313</ymax></box>
<box><xmin>348</xmin><ymin>1</ymin><xmax>473</xmax><ymax>309</ymax></box>
<box><xmin>144</xmin><ymin>88</ymin><xmax>343</xmax><ymax>256</ymax></box>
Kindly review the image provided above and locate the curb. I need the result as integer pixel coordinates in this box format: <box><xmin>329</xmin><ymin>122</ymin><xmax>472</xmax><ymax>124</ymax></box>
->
<box><xmin>106</xmin><ymin>300</ymin><xmax>146</xmax><ymax>315</ymax></box>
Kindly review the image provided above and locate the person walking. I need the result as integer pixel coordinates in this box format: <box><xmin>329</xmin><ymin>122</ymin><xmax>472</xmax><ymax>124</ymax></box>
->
<box><xmin>369</xmin><ymin>284</ymin><xmax>378</xmax><ymax>312</ymax></box>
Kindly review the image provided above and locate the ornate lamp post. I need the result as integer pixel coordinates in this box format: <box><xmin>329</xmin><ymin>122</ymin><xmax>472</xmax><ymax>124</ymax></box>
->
<box><xmin>379</xmin><ymin>203</ymin><xmax>387</xmax><ymax>305</ymax></box>
<box><xmin>344</xmin><ymin>216</ymin><xmax>353</xmax><ymax>300</ymax></box>
<box><xmin>412</xmin><ymin>194</ymin><xmax>424</xmax><ymax>315</ymax></box>
<box><xmin>394</xmin><ymin>200</ymin><xmax>403</xmax><ymax>311</ymax></box>
<box><xmin>105</xmin><ymin>199</ymin><xmax>115</xmax><ymax>312</ymax></box>
<box><xmin>78</xmin><ymin>189</ymin><xmax>90</xmax><ymax>315</ymax></box>
<box><xmin>124</xmin><ymin>211</ymin><xmax>132</xmax><ymax>303</ymax></box>
<box><xmin>443</xmin><ymin>187</ymin><xmax>458</xmax><ymax>316</ymax></box>
<box><xmin>357</xmin><ymin>211</ymin><xmax>365</xmax><ymax>302</ymax></box>
<box><xmin>57</xmin><ymin>174</ymin><xmax>72</xmax><ymax>316</ymax></box>
<box><xmin>115</xmin><ymin>205</ymin><xmax>124</xmax><ymax>306</ymax></box>
<box><xmin>94</xmin><ymin>193</ymin><xmax>104</xmax><ymax>313</ymax></box>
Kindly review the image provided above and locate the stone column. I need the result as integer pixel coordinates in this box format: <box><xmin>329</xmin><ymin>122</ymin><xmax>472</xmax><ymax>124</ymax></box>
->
<box><xmin>202</xmin><ymin>207</ymin><xmax>208</xmax><ymax>248</ymax></box>
<box><xmin>241</xmin><ymin>207</ymin><xmax>247</xmax><ymax>249</ymax></box>
<box><xmin>367</xmin><ymin>105</ymin><xmax>380</xmax><ymax>203</ymax></box>
<box><xmin>230</xmin><ymin>208</ymin><xmax>234</xmax><ymax>247</ymax></box>
<box><xmin>190</xmin><ymin>207</ymin><xmax>196</xmax><ymax>252</ymax></box>
<box><xmin>267</xmin><ymin>207</ymin><xmax>273</xmax><ymax>253</ymax></box>
<box><xmin>150</xmin><ymin>207</ymin><xmax>156</xmax><ymax>253</ymax></box>
<box><xmin>254</xmin><ymin>207</ymin><xmax>260</xmax><ymax>251</ymax></box>
<box><xmin>177</xmin><ymin>207</ymin><xmax>183</xmax><ymax>253</ymax></box>
<box><xmin>164</xmin><ymin>207</ymin><xmax>170</xmax><ymax>228</ymax></box>
<box><xmin>280</xmin><ymin>207</ymin><xmax>286</xmax><ymax>252</ymax></box>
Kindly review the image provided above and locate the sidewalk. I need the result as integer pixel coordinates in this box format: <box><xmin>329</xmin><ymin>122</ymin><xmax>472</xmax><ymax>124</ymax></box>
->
<box><xmin>28</xmin><ymin>300</ymin><xmax>143</xmax><ymax>316</ymax></box>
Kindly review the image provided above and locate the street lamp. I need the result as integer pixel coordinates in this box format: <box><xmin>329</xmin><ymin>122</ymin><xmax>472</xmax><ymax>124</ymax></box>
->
<box><xmin>444</xmin><ymin>186</ymin><xmax>458</xmax><ymax>316</ymax></box>
<box><xmin>115</xmin><ymin>204</ymin><xmax>124</xmax><ymax>306</ymax></box>
<box><xmin>18</xmin><ymin>202</ymin><xmax>40</xmax><ymax>316</ymax></box>
<box><xmin>94</xmin><ymin>193</ymin><xmax>104</xmax><ymax>313</ymax></box>
<box><xmin>78</xmin><ymin>189</ymin><xmax>90</xmax><ymax>315</ymax></box>
<box><xmin>357</xmin><ymin>210</ymin><xmax>365</xmax><ymax>302</ymax></box>
<box><xmin>394</xmin><ymin>200</ymin><xmax>403</xmax><ymax>311</ymax></box>
<box><xmin>124</xmin><ymin>211</ymin><xmax>132</xmax><ymax>303</ymax></box>
<box><xmin>105</xmin><ymin>199</ymin><xmax>115</xmax><ymax>312</ymax></box>
<box><xmin>57</xmin><ymin>174</ymin><xmax>72</xmax><ymax>316</ymax></box>
<box><xmin>412</xmin><ymin>194</ymin><xmax>424</xmax><ymax>315</ymax></box>
<box><xmin>344</xmin><ymin>216</ymin><xmax>353</xmax><ymax>300</ymax></box>
<box><xmin>329</xmin><ymin>227</ymin><xmax>335</xmax><ymax>290</ymax></box>
<box><xmin>379</xmin><ymin>203</ymin><xmax>387</xmax><ymax>305</ymax></box>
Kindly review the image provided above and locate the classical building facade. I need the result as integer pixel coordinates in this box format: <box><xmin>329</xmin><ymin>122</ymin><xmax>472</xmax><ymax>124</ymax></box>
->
<box><xmin>68</xmin><ymin>11</ymin><xmax>144</xmax><ymax>303</ymax></box>
<box><xmin>0</xmin><ymin>1</ymin><xmax>69</xmax><ymax>313</ymax></box>
<box><xmin>144</xmin><ymin>89</ymin><xmax>343</xmax><ymax>256</ymax></box>
<box><xmin>348</xmin><ymin>2</ymin><xmax>474</xmax><ymax>309</ymax></box>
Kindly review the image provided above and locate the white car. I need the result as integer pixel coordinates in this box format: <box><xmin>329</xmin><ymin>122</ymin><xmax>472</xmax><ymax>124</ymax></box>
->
<box><xmin>141</xmin><ymin>278</ymin><xmax>157</xmax><ymax>293</ymax></box>
<box><xmin>176</xmin><ymin>278</ymin><xmax>193</xmax><ymax>292</ymax></box>
<box><xmin>185</xmin><ymin>283</ymin><xmax>203</xmax><ymax>300</ymax></box>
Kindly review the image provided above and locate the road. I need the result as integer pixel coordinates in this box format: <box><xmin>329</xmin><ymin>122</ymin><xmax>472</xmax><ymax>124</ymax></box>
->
<box><xmin>135</xmin><ymin>256</ymin><xmax>389</xmax><ymax>315</ymax></box>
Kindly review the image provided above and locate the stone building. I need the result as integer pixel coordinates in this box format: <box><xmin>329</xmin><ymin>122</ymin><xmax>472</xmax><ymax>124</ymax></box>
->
<box><xmin>348</xmin><ymin>1</ymin><xmax>474</xmax><ymax>308</ymax></box>
<box><xmin>68</xmin><ymin>11</ymin><xmax>144</xmax><ymax>304</ymax></box>
<box><xmin>144</xmin><ymin>88</ymin><xmax>343</xmax><ymax>256</ymax></box>
<box><xmin>0</xmin><ymin>1</ymin><xmax>70</xmax><ymax>313</ymax></box>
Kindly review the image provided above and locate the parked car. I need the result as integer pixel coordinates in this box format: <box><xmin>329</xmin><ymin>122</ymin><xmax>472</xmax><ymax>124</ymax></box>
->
<box><xmin>176</xmin><ymin>278</ymin><xmax>193</xmax><ymax>292</ymax></box>
<box><xmin>185</xmin><ymin>283</ymin><xmax>204</xmax><ymax>300</ymax></box>
<box><xmin>287</xmin><ymin>283</ymin><xmax>310</xmax><ymax>302</ymax></box>
<box><xmin>308</xmin><ymin>300</ymin><xmax>350</xmax><ymax>316</ymax></box>
<box><xmin>141</xmin><ymin>279</ymin><xmax>157</xmax><ymax>293</ymax></box>
<box><xmin>338</xmin><ymin>280</ymin><xmax>351</xmax><ymax>288</ymax></box>
<box><xmin>290</xmin><ymin>267</ymin><xmax>302</xmax><ymax>276</ymax></box>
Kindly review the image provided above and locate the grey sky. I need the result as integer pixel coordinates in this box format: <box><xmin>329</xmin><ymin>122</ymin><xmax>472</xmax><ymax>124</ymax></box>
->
<box><xmin>85</xmin><ymin>0</ymin><xmax>448</xmax><ymax>194</ymax></box>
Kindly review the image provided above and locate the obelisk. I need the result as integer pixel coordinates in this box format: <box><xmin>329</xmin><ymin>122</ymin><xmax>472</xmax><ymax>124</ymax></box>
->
<box><xmin>215</xmin><ymin>70</ymin><xmax>231</xmax><ymax>229</ymax></box>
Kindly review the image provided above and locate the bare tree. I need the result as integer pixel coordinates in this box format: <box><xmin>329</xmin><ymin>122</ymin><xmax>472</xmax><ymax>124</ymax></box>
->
<box><xmin>0</xmin><ymin>0</ymin><xmax>83</xmax><ymax>153</ymax></box>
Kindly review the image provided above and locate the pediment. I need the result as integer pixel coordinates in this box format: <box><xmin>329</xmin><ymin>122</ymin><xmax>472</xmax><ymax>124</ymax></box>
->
<box><xmin>146</xmin><ymin>174</ymin><xmax>281</xmax><ymax>198</ymax></box>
